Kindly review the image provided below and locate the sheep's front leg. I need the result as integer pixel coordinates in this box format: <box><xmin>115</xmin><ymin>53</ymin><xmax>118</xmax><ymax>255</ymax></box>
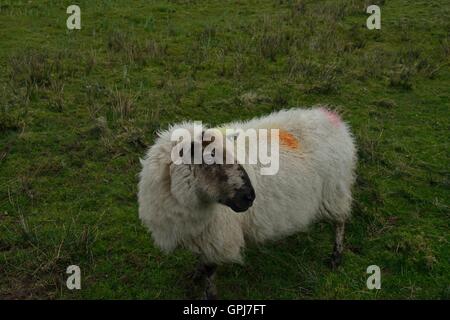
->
<box><xmin>202</xmin><ymin>263</ymin><xmax>218</xmax><ymax>300</ymax></box>
<box><xmin>330</xmin><ymin>221</ymin><xmax>345</xmax><ymax>269</ymax></box>
<box><xmin>188</xmin><ymin>260</ymin><xmax>218</xmax><ymax>299</ymax></box>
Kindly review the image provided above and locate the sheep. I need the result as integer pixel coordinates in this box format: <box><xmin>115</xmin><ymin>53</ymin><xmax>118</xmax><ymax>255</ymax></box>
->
<box><xmin>138</xmin><ymin>107</ymin><xmax>357</xmax><ymax>299</ymax></box>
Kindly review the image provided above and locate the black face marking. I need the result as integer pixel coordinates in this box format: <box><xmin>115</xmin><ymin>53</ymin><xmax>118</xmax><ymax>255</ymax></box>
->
<box><xmin>215</xmin><ymin>166</ymin><xmax>228</xmax><ymax>183</ymax></box>
<box><xmin>239</xmin><ymin>167</ymin><xmax>252</xmax><ymax>189</ymax></box>
<box><xmin>217</xmin><ymin>164</ymin><xmax>255</xmax><ymax>213</ymax></box>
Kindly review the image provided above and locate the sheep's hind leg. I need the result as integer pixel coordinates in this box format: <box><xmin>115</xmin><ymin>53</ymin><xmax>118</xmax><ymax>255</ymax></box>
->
<box><xmin>187</xmin><ymin>259</ymin><xmax>207</xmax><ymax>285</ymax></box>
<box><xmin>330</xmin><ymin>221</ymin><xmax>345</xmax><ymax>270</ymax></box>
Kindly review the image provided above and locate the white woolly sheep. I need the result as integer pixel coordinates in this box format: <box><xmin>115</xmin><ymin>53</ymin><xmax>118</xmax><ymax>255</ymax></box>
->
<box><xmin>138</xmin><ymin>107</ymin><xmax>357</xmax><ymax>299</ymax></box>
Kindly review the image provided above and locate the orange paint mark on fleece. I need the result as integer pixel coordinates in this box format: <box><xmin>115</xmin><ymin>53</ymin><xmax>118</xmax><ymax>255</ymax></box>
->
<box><xmin>279</xmin><ymin>130</ymin><xmax>300</xmax><ymax>149</ymax></box>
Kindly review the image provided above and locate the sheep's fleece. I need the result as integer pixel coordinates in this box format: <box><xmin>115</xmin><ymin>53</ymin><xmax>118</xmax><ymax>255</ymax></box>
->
<box><xmin>138</xmin><ymin>107</ymin><xmax>357</xmax><ymax>264</ymax></box>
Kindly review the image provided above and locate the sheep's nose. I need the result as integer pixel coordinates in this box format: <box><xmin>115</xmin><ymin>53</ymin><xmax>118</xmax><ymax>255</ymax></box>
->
<box><xmin>245</xmin><ymin>188</ymin><xmax>255</xmax><ymax>202</ymax></box>
<box><xmin>245</xmin><ymin>193</ymin><xmax>254</xmax><ymax>202</ymax></box>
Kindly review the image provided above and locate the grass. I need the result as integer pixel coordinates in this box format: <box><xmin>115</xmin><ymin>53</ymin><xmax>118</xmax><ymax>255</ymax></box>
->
<box><xmin>0</xmin><ymin>0</ymin><xmax>449</xmax><ymax>299</ymax></box>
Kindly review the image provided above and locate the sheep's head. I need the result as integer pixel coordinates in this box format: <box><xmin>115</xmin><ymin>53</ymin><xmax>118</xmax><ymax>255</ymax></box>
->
<box><xmin>169</xmin><ymin>133</ymin><xmax>255</xmax><ymax>213</ymax></box>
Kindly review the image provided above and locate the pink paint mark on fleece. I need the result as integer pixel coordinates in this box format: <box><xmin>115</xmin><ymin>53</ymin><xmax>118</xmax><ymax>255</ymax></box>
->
<box><xmin>320</xmin><ymin>108</ymin><xmax>342</xmax><ymax>127</ymax></box>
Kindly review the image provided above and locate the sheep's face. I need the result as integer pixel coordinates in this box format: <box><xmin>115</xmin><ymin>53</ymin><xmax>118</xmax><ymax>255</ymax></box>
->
<box><xmin>169</xmin><ymin>132</ymin><xmax>255</xmax><ymax>213</ymax></box>
<box><xmin>193</xmin><ymin>163</ymin><xmax>255</xmax><ymax>213</ymax></box>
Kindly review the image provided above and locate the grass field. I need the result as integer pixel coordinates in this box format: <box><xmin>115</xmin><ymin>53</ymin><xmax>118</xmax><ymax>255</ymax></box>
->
<box><xmin>0</xmin><ymin>0</ymin><xmax>449</xmax><ymax>299</ymax></box>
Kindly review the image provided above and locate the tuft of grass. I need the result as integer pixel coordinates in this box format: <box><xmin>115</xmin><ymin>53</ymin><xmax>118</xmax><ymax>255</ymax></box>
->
<box><xmin>0</xmin><ymin>111</ymin><xmax>22</xmax><ymax>133</ymax></box>
<box><xmin>389</xmin><ymin>65</ymin><xmax>414</xmax><ymax>90</ymax></box>
<box><xmin>108</xmin><ymin>88</ymin><xmax>136</xmax><ymax>122</ymax></box>
<box><xmin>373</xmin><ymin>99</ymin><xmax>397</xmax><ymax>109</ymax></box>
<box><xmin>306</xmin><ymin>64</ymin><xmax>340</xmax><ymax>94</ymax></box>
<box><xmin>107</xmin><ymin>31</ymin><xmax>167</xmax><ymax>65</ymax></box>
<box><xmin>9</xmin><ymin>50</ymin><xmax>53</xmax><ymax>88</ymax></box>
<box><xmin>48</xmin><ymin>80</ymin><xmax>65</xmax><ymax>112</ymax></box>
<box><xmin>84</xmin><ymin>50</ymin><xmax>98</xmax><ymax>76</ymax></box>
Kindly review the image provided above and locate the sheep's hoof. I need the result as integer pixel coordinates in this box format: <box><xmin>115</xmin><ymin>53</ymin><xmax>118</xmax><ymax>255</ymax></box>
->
<box><xmin>204</xmin><ymin>291</ymin><xmax>218</xmax><ymax>300</ymax></box>
<box><xmin>329</xmin><ymin>252</ymin><xmax>342</xmax><ymax>270</ymax></box>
